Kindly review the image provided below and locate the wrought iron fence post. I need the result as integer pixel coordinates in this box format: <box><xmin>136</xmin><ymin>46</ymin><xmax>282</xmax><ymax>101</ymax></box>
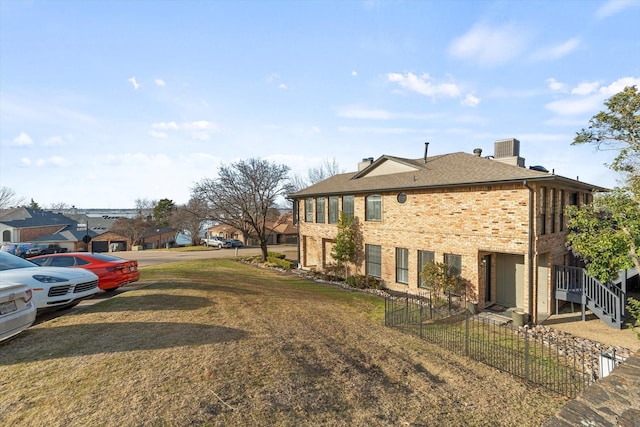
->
<box><xmin>524</xmin><ymin>327</ymin><xmax>530</xmax><ymax>382</ymax></box>
<box><xmin>465</xmin><ymin>312</ymin><xmax>469</xmax><ymax>357</ymax></box>
<box><xmin>420</xmin><ymin>301</ymin><xmax>423</xmax><ymax>339</ymax></box>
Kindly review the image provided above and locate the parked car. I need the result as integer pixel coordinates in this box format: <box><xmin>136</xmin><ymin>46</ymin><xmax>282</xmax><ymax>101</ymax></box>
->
<box><xmin>222</xmin><ymin>239</ymin><xmax>243</xmax><ymax>248</ymax></box>
<box><xmin>29</xmin><ymin>252</ymin><xmax>140</xmax><ymax>291</ymax></box>
<box><xmin>0</xmin><ymin>252</ymin><xmax>99</xmax><ymax>311</ymax></box>
<box><xmin>0</xmin><ymin>280</ymin><xmax>37</xmax><ymax>342</ymax></box>
<box><xmin>202</xmin><ymin>236</ymin><xmax>225</xmax><ymax>248</ymax></box>
<box><xmin>0</xmin><ymin>243</ymin><xmax>35</xmax><ymax>258</ymax></box>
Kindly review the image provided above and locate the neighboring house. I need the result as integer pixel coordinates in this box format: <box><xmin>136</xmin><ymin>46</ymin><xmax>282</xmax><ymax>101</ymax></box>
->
<box><xmin>141</xmin><ymin>227</ymin><xmax>177</xmax><ymax>249</ymax></box>
<box><xmin>0</xmin><ymin>207</ymin><xmax>95</xmax><ymax>252</ymax></box>
<box><xmin>88</xmin><ymin>231</ymin><xmax>133</xmax><ymax>252</ymax></box>
<box><xmin>290</xmin><ymin>139</ymin><xmax>607</xmax><ymax>325</ymax></box>
<box><xmin>206</xmin><ymin>213</ymin><xmax>298</xmax><ymax>246</ymax></box>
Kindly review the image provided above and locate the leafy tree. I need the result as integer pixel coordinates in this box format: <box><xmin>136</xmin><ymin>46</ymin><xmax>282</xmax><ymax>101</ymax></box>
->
<box><xmin>566</xmin><ymin>189</ymin><xmax>640</xmax><ymax>282</ymax></box>
<box><xmin>28</xmin><ymin>198</ymin><xmax>41</xmax><ymax>210</ymax></box>
<box><xmin>192</xmin><ymin>158</ymin><xmax>293</xmax><ymax>261</ymax></box>
<box><xmin>0</xmin><ymin>186</ymin><xmax>24</xmax><ymax>209</ymax></box>
<box><xmin>567</xmin><ymin>85</ymin><xmax>640</xmax><ymax>335</ymax></box>
<box><xmin>330</xmin><ymin>212</ymin><xmax>361</xmax><ymax>278</ymax></box>
<box><xmin>153</xmin><ymin>198</ymin><xmax>176</xmax><ymax>227</ymax></box>
<box><xmin>572</xmin><ymin>85</ymin><xmax>639</xmax><ymax>176</ymax></box>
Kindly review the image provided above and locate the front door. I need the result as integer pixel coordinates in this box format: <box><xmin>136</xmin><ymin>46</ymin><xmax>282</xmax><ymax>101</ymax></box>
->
<box><xmin>496</xmin><ymin>254</ymin><xmax>525</xmax><ymax>308</ymax></box>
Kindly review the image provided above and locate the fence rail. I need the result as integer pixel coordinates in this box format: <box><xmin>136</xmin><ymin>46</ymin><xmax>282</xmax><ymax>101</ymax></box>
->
<box><xmin>385</xmin><ymin>293</ymin><xmax>622</xmax><ymax>398</ymax></box>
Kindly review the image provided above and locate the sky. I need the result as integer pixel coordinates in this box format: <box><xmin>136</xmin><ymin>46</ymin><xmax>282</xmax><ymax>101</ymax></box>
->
<box><xmin>1</xmin><ymin>0</ymin><xmax>639</xmax><ymax>209</ymax></box>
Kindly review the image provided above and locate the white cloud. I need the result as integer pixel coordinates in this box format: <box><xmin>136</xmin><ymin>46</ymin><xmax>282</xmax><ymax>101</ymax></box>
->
<box><xmin>352</xmin><ymin>70</ymin><xmax>358</xmax><ymax>77</ymax></box>
<box><xmin>152</xmin><ymin>121</ymin><xmax>179</xmax><ymax>130</ymax></box>
<box><xmin>387</xmin><ymin>72</ymin><xmax>461</xmax><ymax>99</ymax></box>
<box><xmin>12</xmin><ymin>132</ymin><xmax>33</xmax><ymax>147</ymax></box>
<box><xmin>149</xmin><ymin>130</ymin><xmax>168</xmax><ymax>139</ymax></box>
<box><xmin>128</xmin><ymin>77</ymin><xmax>140</xmax><ymax>90</ymax></box>
<box><xmin>596</xmin><ymin>0</ymin><xmax>640</xmax><ymax>19</ymax></box>
<box><xmin>44</xmin><ymin>136</ymin><xmax>64</xmax><ymax>146</ymax></box>
<box><xmin>598</xmin><ymin>76</ymin><xmax>640</xmax><ymax>95</ymax></box>
<box><xmin>278</xmin><ymin>83</ymin><xmax>287</xmax><ymax>89</ymax></box>
<box><xmin>571</xmin><ymin>81</ymin><xmax>600</xmax><ymax>95</ymax></box>
<box><xmin>35</xmin><ymin>156</ymin><xmax>71</xmax><ymax>167</ymax></box>
<box><xmin>545</xmin><ymin>78</ymin><xmax>568</xmax><ymax>92</ymax></box>
<box><xmin>531</xmin><ymin>38</ymin><xmax>580</xmax><ymax>61</ymax></box>
<box><xmin>461</xmin><ymin>94</ymin><xmax>480</xmax><ymax>108</ymax></box>
<box><xmin>338</xmin><ymin>126</ymin><xmax>419</xmax><ymax>135</ymax></box>
<box><xmin>448</xmin><ymin>22</ymin><xmax>529</xmax><ymax>67</ymax></box>
<box><xmin>154</xmin><ymin>78</ymin><xmax>166</xmax><ymax>87</ymax></box>
<box><xmin>336</xmin><ymin>105</ymin><xmax>444</xmax><ymax>120</ymax></box>
<box><xmin>149</xmin><ymin>120</ymin><xmax>220</xmax><ymax>140</ymax></box>
<box><xmin>20</xmin><ymin>157</ymin><xmax>31</xmax><ymax>166</ymax></box>
<box><xmin>545</xmin><ymin>76</ymin><xmax>640</xmax><ymax>116</ymax></box>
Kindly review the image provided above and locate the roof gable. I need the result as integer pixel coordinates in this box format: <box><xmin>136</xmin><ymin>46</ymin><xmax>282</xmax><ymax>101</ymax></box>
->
<box><xmin>354</xmin><ymin>155</ymin><xmax>422</xmax><ymax>178</ymax></box>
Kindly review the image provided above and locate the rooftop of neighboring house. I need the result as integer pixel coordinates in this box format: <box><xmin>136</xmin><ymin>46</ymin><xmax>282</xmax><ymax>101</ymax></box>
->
<box><xmin>0</xmin><ymin>207</ymin><xmax>76</xmax><ymax>228</ymax></box>
<box><xmin>291</xmin><ymin>139</ymin><xmax>608</xmax><ymax>198</ymax></box>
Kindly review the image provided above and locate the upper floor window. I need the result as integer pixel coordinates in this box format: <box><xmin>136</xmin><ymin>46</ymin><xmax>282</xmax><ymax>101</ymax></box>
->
<box><xmin>365</xmin><ymin>195</ymin><xmax>382</xmax><ymax>221</ymax></box>
<box><xmin>328</xmin><ymin>196</ymin><xmax>339</xmax><ymax>224</ymax></box>
<box><xmin>550</xmin><ymin>188</ymin><xmax>556</xmax><ymax>234</ymax></box>
<box><xmin>316</xmin><ymin>197</ymin><xmax>325</xmax><ymax>223</ymax></box>
<box><xmin>540</xmin><ymin>187</ymin><xmax>547</xmax><ymax>236</ymax></box>
<box><xmin>559</xmin><ymin>190</ymin><xmax>565</xmax><ymax>232</ymax></box>
<box><xmin>304</xmin><ymin>198</ymin><xmax>313</xmax><ymax>222</ymax></box>
<box><xmin>342</xmin><ymin>195</ymin><xmax>354</xmax><ymax>220</ymax></box>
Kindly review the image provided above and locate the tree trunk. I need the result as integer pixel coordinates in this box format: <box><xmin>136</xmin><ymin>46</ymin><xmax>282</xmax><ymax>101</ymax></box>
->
<box><xmin>260</xmin><ymin>239</ymin><xmax>268</xmax><ymax>262</ymax></box>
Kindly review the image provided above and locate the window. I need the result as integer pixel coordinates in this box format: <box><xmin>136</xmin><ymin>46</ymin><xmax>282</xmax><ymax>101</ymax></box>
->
<box><xmin>316</xmin><ymin>197</ymin><xmax>325</xmax><ymax>223</ymax></box>
<box><xmin>444</xmin><ymin>253</ymin><xmax>462</xmax><ymax>277</ymax></box>
<box><xmin>417</xmin><ymin>250</ymin><xmax>435</xmax><ymax>287</ymax></box>
<box><xmin>365</xmin><ymin>195</ymin><xmax>382</xmax><ymax>221</ymax></box>
<box><xmin>304</xmin><ymin>198</ymin><xmax>313</xmax><ymax>222</ymax></box>
<box><xmin>540</xmin><ymin>187</ymin><xmax>547</xmax><ymax>235</ymax></box>
<box><xmin>569</xmin><ymin>192</ymin><xmax>578</xmax><ymax>206</ymax></box>
<box><xmin>342</xmin><ymin>195</ymin><xmax>354</xmax><ymax>220</ymax></box>
<box><xmin>550</xmin><ymin>188</ymin><xmax>556</xmax><ymax>233</ymax></box>
<box><xmin>559</xmin><ymin>190</ymin><xmax>565</xmax><ymax>231</ymax></box>
<box><xmin>365</xmin><ymin>244</ymin><xmax>381</xmax><ymax>277</ymax></box>
<box><xmin>396</xmin><ymin>248</ymin><xmax>409</xmax><ymax>284</ymax></box>
<box><xmin>328</xmin><ymin>196</ymin><xmax>339</xmax><ymax>224</ymax></box>
<box><xmin>397</xmin><ymin>193</ymin><xmax>407</xmax><ymax>204</ymax></box>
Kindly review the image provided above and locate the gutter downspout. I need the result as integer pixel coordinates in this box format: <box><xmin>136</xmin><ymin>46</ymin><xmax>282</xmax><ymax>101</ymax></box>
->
<box><xmin>523</xmin><ymin>181</ymin><xmax>535</xmax><ymax>324</ymax></box>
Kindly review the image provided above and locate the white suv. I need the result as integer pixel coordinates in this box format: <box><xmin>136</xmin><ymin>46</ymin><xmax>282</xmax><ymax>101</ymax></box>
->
<box><xmin>202</xmin><ymin>236</ymin><xmax>224</xmax><ymax>248</ymax></box>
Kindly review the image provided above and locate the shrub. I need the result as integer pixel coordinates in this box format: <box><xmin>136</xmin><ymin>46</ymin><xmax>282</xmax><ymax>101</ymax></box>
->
<box><xmin>627</xmin><ymin>297</ymin><xmax>640</xmax><ymax>340</ymax></box>
<box><xmin>344</xmin><ymin>274</ymin><xmax>383</xmax><ymax>290</ymax></box>
<box><xmin>267</xmin><ymin>252</ymin><xmax>286</xmax><ymax>260</ymax></box>
<box><xmin>266</xmin><ymin>254</ymin><xmax>293</xmax><ymax>269</ymax></box>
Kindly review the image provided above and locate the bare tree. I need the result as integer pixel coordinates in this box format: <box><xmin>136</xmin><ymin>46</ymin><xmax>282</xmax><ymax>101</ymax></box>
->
<box><xmin>110</xmin><ymin>217</ymin><xmax>154</xmax><ymax>247</ymax></box>
<box><xmin>135</xmin><ymin>198</ymin><xmax>157</xmax><ymax>219</ymax></box>
<box><xmin>308</xmin><ymin>157</ymin><xmax>343</xmax><ymax>184</ymax></box>
<box><xmin>48</xmin><ymin>202</ymin><xmax>70</xmax><ymax>211</ymax></box>
<box><xmin>192</xmin><ymin>158</ymin><xmax>293</xmax><ymax>261</ymax></box>
<box><xmin>170</xmin><ymin>198</ymin><xmax>209</xmax><ymax>245</ymax></box>
<box><xmin>0</xmin><ymin>186</ymin><xmax>24</xmax><ymax>209</ymax></box>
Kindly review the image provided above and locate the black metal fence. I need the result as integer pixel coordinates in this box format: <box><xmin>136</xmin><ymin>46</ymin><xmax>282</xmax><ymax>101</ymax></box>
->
<box><xmin>385</xmin><ymin>292</ymin><xmax>623</xmax><ymax>398</ymax></box>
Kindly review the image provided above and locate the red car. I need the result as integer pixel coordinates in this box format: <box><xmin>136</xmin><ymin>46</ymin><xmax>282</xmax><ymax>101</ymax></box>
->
<box><xmin>29</xmin><ymin>252</ymin><xmax>140</xmax><ymax>291</ymax></box>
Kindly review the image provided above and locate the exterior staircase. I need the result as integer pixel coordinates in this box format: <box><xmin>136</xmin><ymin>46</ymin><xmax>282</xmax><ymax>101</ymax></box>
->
<box><xmin>554</xmin><ymin>265</ymin><xmax>631</xmax><ymax>329</ymax></box>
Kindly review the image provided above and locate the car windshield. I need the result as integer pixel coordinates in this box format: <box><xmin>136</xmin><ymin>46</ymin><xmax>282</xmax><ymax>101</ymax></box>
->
<box><xmin>0</xmin><ymin>252</ymin><xmax>38</xmax><ymax>271</ymax></box>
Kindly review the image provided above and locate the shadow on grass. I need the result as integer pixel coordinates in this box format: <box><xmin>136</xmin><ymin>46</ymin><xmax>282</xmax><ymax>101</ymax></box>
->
<box><xmin>87</xmin><ymin>293</ymin><xmax>214</xmax><ymax>313</ymax></box>
<box><xmin>0</xmin><ymin>322</ymin><xmax>247</xmax><ymax>365</ymax></box>
<box><xmin>137</xmin><ymin>280</ymin><xmax>261</xmax><ymax>295</ymax></box>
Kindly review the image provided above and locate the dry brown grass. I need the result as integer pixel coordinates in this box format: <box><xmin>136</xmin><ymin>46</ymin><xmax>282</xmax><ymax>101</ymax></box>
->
<box><xmin>0</xmin><ymin>259</ymin><xmax>567</xmax><ymax>426</ymax></box>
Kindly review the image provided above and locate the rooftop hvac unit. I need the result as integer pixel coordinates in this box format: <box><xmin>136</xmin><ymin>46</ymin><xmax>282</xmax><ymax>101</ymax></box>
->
<box><xmin>494</xmin><ymin>138</ymin><xmax>520</xmax><ymax>158</ymax></box>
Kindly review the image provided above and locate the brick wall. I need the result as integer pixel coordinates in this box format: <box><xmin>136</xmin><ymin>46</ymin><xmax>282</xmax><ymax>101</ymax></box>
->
<box><xmin>296</xmin><ymin>181</ymin><xmax>592</xmax><ymax>322</ymax></box>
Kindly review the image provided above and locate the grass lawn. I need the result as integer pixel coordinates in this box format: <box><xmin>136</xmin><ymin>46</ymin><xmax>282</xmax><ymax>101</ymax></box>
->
<box><xmin>0</xmin><ymin>259</ymin><xmax>567</xmax><ymax>426</ymax></box>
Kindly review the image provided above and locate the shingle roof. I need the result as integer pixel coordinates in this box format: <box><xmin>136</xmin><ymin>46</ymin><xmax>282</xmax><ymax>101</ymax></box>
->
<box><xmin>0</xmin><ymin>207</ymin><xmax>75</xmax><ymax>228</ymax></box>
<box><xmin>290</xmin><ymin>152</ymin><xmax>606</xmax><ymax>197</ymax></box>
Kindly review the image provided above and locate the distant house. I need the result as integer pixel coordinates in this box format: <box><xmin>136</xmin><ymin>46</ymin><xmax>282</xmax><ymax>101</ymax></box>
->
<box><xmin>290</xmin><ymin>139</ymin><xmax>608</xmax><ymax>325</ymax></box>
<box><xmin>0</xmin><ymin>207</ymin><xmax>97</xmax><ymax>252</ymax></box>
<box><xmin>206</xmin><ymin>213</ymin><xmax>298</xmax><ymax>246</ymax></box>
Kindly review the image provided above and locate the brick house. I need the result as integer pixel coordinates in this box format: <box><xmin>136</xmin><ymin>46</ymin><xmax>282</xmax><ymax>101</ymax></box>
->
<box><xmin>290</xmin><ymin>139</ymin><xmax>606</xmax><ymax>324</ymax></box>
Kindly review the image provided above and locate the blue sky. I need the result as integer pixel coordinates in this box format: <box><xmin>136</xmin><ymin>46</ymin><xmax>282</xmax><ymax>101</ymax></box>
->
<box><xmin>1</xmin><ymin>0</ymin><xmax>639</xmax><ymax>208</ymax></box>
